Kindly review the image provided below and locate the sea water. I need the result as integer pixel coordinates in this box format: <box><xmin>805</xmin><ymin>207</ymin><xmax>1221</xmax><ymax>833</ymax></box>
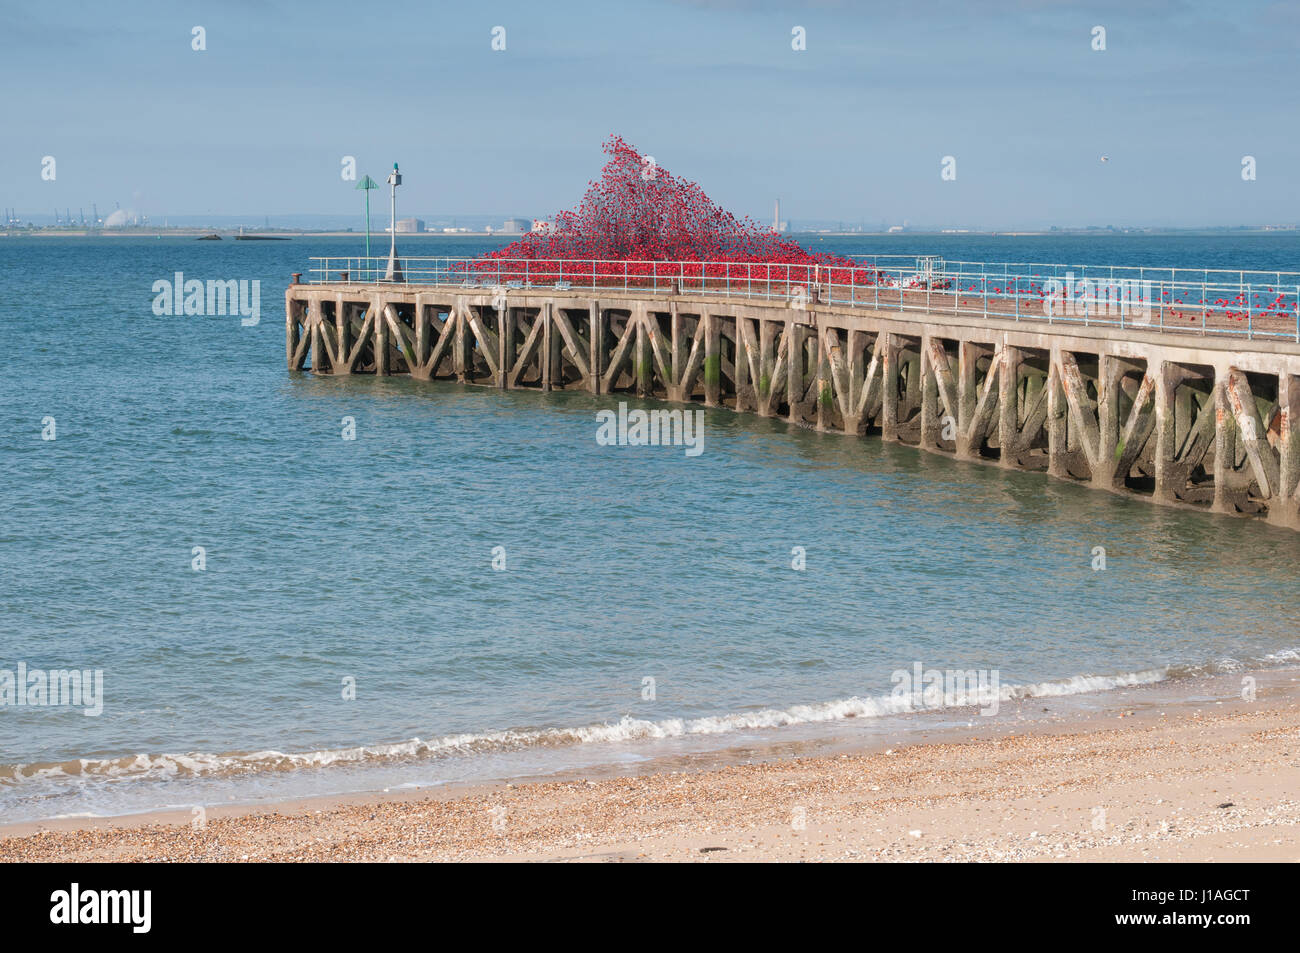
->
<box><xmin>2</xmin><ymin>233</ymin><xmax>1298</xmax><ymax>824</ymax></box>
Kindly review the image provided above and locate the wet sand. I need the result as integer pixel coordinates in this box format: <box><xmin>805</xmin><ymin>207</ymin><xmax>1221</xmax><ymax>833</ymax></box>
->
<box><xmin>3</xmin><ymin>671</ymin><xmax>1299</xmax><ymax>863</ymax></box>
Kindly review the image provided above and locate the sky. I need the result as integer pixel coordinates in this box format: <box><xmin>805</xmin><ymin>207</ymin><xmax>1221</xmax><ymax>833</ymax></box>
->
<box><xmin>2</xmin><ymin>0</ymin><xmax>1298</xmax><ymax>229</ymax></box>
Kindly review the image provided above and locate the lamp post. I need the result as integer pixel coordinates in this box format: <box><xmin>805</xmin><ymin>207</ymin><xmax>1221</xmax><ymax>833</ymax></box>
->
<box><xmin>384</xmin><ymin>162</ymin><xmax>403</xmax><ymax>283</ymax></box>
<box><xmin>355</xmin><ymin>174</ymin><xmax>379</xmax><ymax>273</ymax></box>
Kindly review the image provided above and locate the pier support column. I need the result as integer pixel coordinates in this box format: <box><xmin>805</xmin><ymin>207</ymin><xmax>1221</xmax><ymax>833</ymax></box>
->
<box><xmin>814</xmin><ymin>321</ymin><xmax>830</xmax><ymax>432</ymax></box>
<box><xmin>1046</xmin><ymin>350</ymin><xmax>1068</xmax><ymax>478</ymax></box>
<box><xmin>842</xmin><ymin>329</ymin><xmax>865</xmax><ymax>437</ymax></box>
<box><xmin>1086</xmin><ymin>353</ymin><xmax>1119</xmax><ymax>487</ymax></box>
<box><xmin>372</xmin><ymin>295</ymin><xmax>388</xmax><ymax>376</ymax></box>
<box><xmin>1152</xmin><ymin>362</ymin><xmax>1179</xmax><ymax>503</ymax></box>
<box><xmin>665</xmin><ymin>305</ymin><xmax>686</xmax><ymax>403</ymax></box>
<box><xmin>704</xmin><ymin>312</ymin><xmax>721</xmax><ymax>407</ymax></box>
<box><xmin>286</xmin><ymin>298</ymin><xmax>301</xmax><ymax>369</ymax></box>
<box><xmin>454</xmin><ymin>304</ymin><xmax>467</xmax><ymax>383</ymax></box>
<box><xmin>333</xmin><ymin>294</ymin><xmax>347</xmax><ymax>373</ymax></box>
<box><xmin>541</xmin><ymin>303</ymin><xmax>554</xmax><ymax>392</ymax></box>
<box><xmin>758</xmin><ymin>320</ymin><xmax>773</xmax><ymax>418</ymax></box>
<box><xmin>550</xmin><ymin>305</ymin><xmax>565</xmax><ymax>390</ymax></box>
<box><xmin>734</xmin><ymin>315</ymin><xmax>752</xmax><ymax>413</ymax></box>
<box><xmin>310</xmin><ymin>312</ymin><xmax>323</xmax><ymax>373</ymax></box>
<box><xmin>920</xmin><ymin>335</ymin><xmax>941</xmax><ymax>449</ymax></box>
<box><xmin>956</xmin><ymin>341</ymin><xmax>981</xmax><ymax>458</ymax></box>
<box><xmin>589</xmin><ymin>301</ymin><xmax>604</xmax><ymax>395</ymax></box>
<box><xmin>335</xmin><ymin>296</ymin><xmax>349</xmax><ymax>375</ymax></box>
<box><xmin>498</xmin><ymin>305</ymin><xmax>513</xmax><ymax>389</ymax></box>
<box><xmin>1212</xmin><ymin>367</ymin><xmax>1234</xmax><ymax>514</ymax></box>
<box><xmin>919</xmin><ymin>333</ymin><xmax>939</xmax><ymax>449</ymax></box>
<box><xmin>807</xmin><ymin>334</ymin><xmax>820</xmax><ymax>418</ymax></box>
<box><xmin>756</xmin><ymin>320</ymin><xmax>776</xmax><ymax>418</ymax></box>
<box><xmin>636</xmin><ymin>308</ymin><xmax>651</xmax><ymax>397</ymax></box>
<box><xmin>786</xmin><ymin>322</ymin><xmax>804</xmax><ymax>424</ymax></box>
<box><xmin>880</xmin><ymin>332</ymin><xmax>899</xmax><ymax>442</ymax></box>
<box><xmin>1274</xmin><ymin>372</ymin><xmax>1300</xmax><ymax>527</ymax></box>
<box><xmin>414</xmin><ymin>298</ymin><xmax>430</xmax><ymax>378</ymax></box>
<box><xmin>998</xmin><ymin>345</ymin><xmax>1021</xmax><ymax>466</ymax></box>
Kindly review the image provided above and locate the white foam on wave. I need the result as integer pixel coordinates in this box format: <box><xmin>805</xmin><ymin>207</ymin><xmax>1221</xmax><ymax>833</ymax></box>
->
<box><xmin>1014</xmin><ymin>669</ymin><xmax>1166</xmax><ymax>697</ymax></box>
<box><xmin>0</xmin><ymin>664</ymin><xmax>1187</xmax><ymax>789</ymax></box>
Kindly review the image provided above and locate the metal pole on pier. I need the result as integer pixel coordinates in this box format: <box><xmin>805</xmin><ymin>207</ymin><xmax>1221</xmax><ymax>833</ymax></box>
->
<box><xmin>356</xmin><ymin>175</ymin><xmax>379</xmax><ymax>266</ymax></box>
<box><xmin>384</xmin><ymin>163</ymin><xmax>403</xmax><ymax>282</ymax></box>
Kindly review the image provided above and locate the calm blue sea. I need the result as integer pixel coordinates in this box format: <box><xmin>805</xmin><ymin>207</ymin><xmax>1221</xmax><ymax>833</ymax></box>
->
<box><xmin>2</xmin><ymin>232</ymin><xmax>1299</xmax><ymax>825</ymax></box>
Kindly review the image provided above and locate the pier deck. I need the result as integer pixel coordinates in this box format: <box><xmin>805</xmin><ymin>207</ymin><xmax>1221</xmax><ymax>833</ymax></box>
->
<box><xmin>286</xmin><ymin>256</ymin><xmax>1300</xmax><ymax>529</ymax></box>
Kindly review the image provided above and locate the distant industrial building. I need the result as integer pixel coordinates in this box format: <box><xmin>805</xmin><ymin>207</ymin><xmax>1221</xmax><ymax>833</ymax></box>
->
<box><xmin>393</xmin><ymin>217</ymin><xmax>424</xmax><ymax>233</ymax></box>
<box><xmin>500</xmin><ymin>218</ymin><xmax>532</xmax><ymax>234</ymax></box>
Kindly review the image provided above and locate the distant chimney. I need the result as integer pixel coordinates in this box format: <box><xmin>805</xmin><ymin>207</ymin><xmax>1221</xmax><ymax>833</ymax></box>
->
<box><xmin>774</xmin><ymin>199</ymin><xmax>780</xmax><ymax>232</ymax></box>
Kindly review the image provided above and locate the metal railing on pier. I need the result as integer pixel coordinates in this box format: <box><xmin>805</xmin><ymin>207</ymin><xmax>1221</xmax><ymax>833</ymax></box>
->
<box><xmin>303</xmin><ymin>255</ymin><xmax>1300</xmax><ymax>342</ymax></box>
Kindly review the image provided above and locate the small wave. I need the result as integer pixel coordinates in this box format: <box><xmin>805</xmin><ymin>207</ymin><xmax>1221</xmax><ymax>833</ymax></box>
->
<box><xmin>0</xmin><ymin>664</ymin><xmax>1193</xmax><ymax>790</ymax></box>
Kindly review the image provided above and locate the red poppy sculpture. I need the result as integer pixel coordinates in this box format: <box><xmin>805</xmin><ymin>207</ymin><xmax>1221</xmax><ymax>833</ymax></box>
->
<box><xmin>467</xmin><ymin>135</ymin><xmax>868</xmax><ymax>290</ymax></box>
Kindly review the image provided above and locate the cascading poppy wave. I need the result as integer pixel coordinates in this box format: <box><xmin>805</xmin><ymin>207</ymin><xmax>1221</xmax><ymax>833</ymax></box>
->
<box><xmin>466</xmin><ymin>135</ymin><xmax>872</xmax><ymax>291</ymax></box>
<box><xmin>458</xmin><ymin>137</ymin><xmax>1300</xmax><ymax>331</ymax></box>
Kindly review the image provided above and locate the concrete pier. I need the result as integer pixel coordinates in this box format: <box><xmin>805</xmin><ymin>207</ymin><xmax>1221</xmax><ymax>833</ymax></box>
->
<box><xmin>286</xmin><ymin>278</ymin><xmax>1300</xmax><ymax>530</ymax></box>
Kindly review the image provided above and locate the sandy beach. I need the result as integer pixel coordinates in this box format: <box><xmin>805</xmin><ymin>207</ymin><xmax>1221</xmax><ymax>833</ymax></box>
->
<box><xmin>4</xmin><ymin>672</ymin><xmax>1299</xmax><ymax>863</ymax></box>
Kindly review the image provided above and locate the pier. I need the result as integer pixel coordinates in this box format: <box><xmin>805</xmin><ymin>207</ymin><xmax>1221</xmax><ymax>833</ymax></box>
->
<box><xmin>286</xmin><ymin>256</ymin><xmax>1300</xmax><ymax>530</ymax></box>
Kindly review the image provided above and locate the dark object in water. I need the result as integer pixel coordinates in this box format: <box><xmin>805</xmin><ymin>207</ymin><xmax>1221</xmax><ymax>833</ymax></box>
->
<box><xmin>197</xmin><ymin>233</ymin><xmax>223</xmax><ymax>241</ymax></box>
